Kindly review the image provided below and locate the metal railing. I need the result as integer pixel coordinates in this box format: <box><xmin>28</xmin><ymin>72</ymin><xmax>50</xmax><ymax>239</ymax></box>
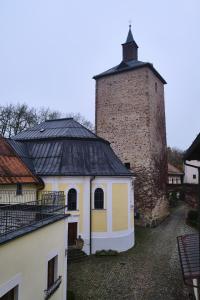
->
<box><xmin>0</xmin><ymin>190</ymin><xmax>36</xmax><ymax>205</ymax></box>
<box><xmin>0</xmin><ymin>191</ymin><xmax>66</xmax><ymax>241</ymax></box>
<box><xmin>177</xmin><ymin>233</ymin><xmax>200</xmax><ymax>288</ymax></box>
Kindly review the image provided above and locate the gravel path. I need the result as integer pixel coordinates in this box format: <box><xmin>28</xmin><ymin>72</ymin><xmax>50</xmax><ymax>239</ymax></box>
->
<box><xmin>68</xmin><ymin>204</ymin><xmax>197</xmax><ymax>300</ymax></box>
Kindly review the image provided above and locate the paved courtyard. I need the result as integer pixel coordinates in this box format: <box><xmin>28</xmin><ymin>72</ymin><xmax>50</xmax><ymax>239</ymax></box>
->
<box><xmin>68</xmin><ymin>204</ymin><xmax>196</xmax><ymax>300</ymax></box>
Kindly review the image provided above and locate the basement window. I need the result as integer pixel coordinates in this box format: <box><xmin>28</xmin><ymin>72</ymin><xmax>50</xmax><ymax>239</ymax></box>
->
<box><xmin>16</xmin><ymin>183</ymin><xmax>22</xmax><ymax>196</ymax></box>
<box><xmin>124</xmin><ymin>162</ymin><xmax>131</xmax><ymax>169</ymax></box>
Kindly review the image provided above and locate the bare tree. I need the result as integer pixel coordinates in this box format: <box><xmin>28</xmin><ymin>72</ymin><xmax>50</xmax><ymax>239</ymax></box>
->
<box><xmin>0</xmin><ymin>103</ymin><xmax>94</xmax><ymax>137</ymax></box>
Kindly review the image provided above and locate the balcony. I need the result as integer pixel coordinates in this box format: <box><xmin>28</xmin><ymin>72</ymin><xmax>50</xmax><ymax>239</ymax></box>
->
<box><xmin>0</xmin><ymin>191</ymin><xmax>67</xmax><ymax>244</ymax></box>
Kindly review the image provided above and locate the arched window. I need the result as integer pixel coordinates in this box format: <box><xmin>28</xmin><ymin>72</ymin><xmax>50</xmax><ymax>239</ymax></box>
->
<box><xmin>94</xmin><ymin>188</ymin><xmax>104</xmax><ymax>209</ymax></box>
<box><xmin>68</xmin><ymin>189</ymin><xmax>77</xmax><ymax>210</ymax></box>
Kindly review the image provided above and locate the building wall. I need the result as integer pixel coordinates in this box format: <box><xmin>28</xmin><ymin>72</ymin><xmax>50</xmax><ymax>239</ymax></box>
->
<box><xmin>95</xmin><ymin>67</ymin><xmax>168</xmax><ymax>225</ymax></box>
<box><xmin>184</xmin><ymin>160</ymin><xmax>200</xmax><ymax>184</ymax></box>
<box><xmin>0</xmin><ymin>184</ymin><xmax>37</xmax><ymax>204</ymax></box>
<box><xmin>41</xmin><ymin>176</ymin><xmax>134</xmax><ymax>254</ymax></box>
<box><xmin>0</xmin><ymin>219</ymin><xmax>68</xmax><ymax>300</ymax></box>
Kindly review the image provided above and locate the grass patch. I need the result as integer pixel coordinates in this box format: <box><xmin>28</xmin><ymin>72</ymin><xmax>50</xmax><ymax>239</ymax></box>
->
<box><xmin>67</xmin><ymin>290</ymin><xmax>75</xmax><ymax>300</ymax></box>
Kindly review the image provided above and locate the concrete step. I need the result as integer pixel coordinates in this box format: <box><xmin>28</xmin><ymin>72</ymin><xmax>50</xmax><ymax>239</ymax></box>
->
<box><xmin>68</xmin><ymin>249</ymin><xmax>88</xmax><ymax>263</ymax></box>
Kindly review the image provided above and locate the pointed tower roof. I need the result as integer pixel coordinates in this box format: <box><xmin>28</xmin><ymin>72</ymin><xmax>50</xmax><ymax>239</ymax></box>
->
<box><xmin>93</xmin><ymin>26</ymin><xmax>166</xmax><ymax>84</ymax></box>
<box><xmin>126</xmin><ymin>25</ymin><xmax>134</xmax><ymax>43</ymax></box>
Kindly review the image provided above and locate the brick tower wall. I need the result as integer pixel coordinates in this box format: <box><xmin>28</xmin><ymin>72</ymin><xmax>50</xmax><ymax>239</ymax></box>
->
<box><xmin>95</xmin><ymin>67</ymin><xmax>169</xmax><ymax>226</ymax></box>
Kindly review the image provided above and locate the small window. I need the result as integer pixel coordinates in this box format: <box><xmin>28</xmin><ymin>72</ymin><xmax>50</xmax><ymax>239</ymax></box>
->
<box><xmin>16</xmin><ymin>183</ymin><xmax>22</xmax><ymax>196</ymax></box>
<box><xmin>47</xmin><ymin>256</ymin><xmax>58</xmax><ymax>289</ymax></box>
<box><xmin>68</xmin><ymin>189</ymin><xmax>77</xmax><ymax>210</ymax></box>
<box><xmin>155</xmin><ymin>82</ymin><xmax>158</xmax><ymax>92</ymax></box>
<box><xmin>193</xmin><ymin>174</ymin><xmax>196</xmax><ymax>179</ymax></box>
<box><xmin>94</xmin><ymin>188</ymin><xmax>104</xmax><ymax>209</ymax></box>
<box><xmin>1</xmin><ymin>287</ymin><xmax>16</xmax><ymax>300</ymax></box>
<box><xmin>124</xmin><ymin>162</ymin><xmax>130</xmax><ymax>169</ymax></box>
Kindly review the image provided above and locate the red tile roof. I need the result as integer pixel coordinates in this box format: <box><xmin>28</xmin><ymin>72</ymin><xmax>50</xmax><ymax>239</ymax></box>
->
<box><xmin>0</xmin><ymin>136</ymin><xmax>40</xmax><ymax>184</ymax></box>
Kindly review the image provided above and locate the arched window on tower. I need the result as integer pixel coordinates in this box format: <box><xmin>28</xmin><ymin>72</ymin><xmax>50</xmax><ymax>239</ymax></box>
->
<box><xmin>94</xmin><ymin>188</ymin><xmax>104</xmax><ymax>209</ymax></box>
<box><xmin>68</xmin><ymin>189</ymin><xmax>77</xmax><ymax>211</ymax></box>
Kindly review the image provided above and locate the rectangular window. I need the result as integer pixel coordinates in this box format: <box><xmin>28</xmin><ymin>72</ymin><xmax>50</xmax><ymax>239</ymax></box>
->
<box><xmin>1</xmin><ymin>287</ymin><xmax>16</xmax><ymax>300</ymax></box>
<box><xmin>47</xmin><ymin>256</ymin><xmax>58</xmax><ymax>289</ymax></box>
<box><xmin>16</xmin><ymin>183</ymin><xmax>22</xmax><ymax>196</ymax></box>
<box><xmin>124</xmin><ymin>162</ymin><xmax>130</xmax><ymax>169</ymax></box>
<box><xmin>193</xmin><ymin>174</ymin><xmax>196</xmax><ymax>179</ymax></box>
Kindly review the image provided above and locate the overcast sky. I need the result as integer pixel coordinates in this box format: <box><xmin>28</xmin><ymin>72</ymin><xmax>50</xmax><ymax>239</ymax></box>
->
<box><xmin>0</xmin><ymin>0</ymin><xmax>199</xmax><ymax>150</ymax></box>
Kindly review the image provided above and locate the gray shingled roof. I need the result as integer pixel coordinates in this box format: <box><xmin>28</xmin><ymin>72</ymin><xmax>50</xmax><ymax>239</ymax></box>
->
<box><xmin>11</xmin><ymin>119</ymin><xmax>132</xmax><ymax>177</ymax></box>
<box><xmin>93</xmin><ymin>60</ymin><xmax>166</xmax><ymax>83</ymax></box>
<box><xmin>13</xmin><ymin>118</ymin><xmax>97</xmax><ymax>141</ymax></box>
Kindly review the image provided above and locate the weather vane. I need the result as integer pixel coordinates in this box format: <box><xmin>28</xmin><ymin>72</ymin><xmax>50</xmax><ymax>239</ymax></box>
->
<box><xmin>129</xmin><ymin>19</ymin><xmax>132</xmax><ymax>29</ymax></box>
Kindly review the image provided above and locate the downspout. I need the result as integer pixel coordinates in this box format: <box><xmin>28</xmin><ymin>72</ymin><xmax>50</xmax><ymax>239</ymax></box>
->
<box><xmin>89</xmin><ymin>176</ymin><xmax>95</xmax><ymax>255</ymax></box>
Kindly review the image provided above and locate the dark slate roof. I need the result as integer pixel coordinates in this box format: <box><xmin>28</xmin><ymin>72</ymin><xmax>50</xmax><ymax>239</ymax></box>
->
<box><xmin>184</xmin><ymin>133</ymin><xmax>200</xmax><ymax>161</ymax></box>
<box><xmin>13</xmin><ymin>118</ymin><xmax>97</xmax><ymax>141</ymax></box>
<box><xmin>126</xmin><ymin>26</ymin><xmax>134</xmax><ymax>43</ymax></box>
<box><xmin>93</xmin><ymin>60</ymin><xmax>166</xmax><ymax>84</ymax></box>
<box><xmin>11</xmin><ymin>119</ymin><xmax>132</xmax><ymax>177</ymax></box>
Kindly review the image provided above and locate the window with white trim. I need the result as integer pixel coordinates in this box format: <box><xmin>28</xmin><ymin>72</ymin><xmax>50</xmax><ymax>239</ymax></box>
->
<box><xmin>68</xmin><ymin>189</ymin><xmax>77</xmax><ymax>210</ymax></box>
<box><xmin>94</xmin><ymin>188</ymin><xmax>104</xmax><ymax>209</ymax></box>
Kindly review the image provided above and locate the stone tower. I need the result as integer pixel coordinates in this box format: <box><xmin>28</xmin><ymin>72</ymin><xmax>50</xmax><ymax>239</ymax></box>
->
<box><xmin>94</xmin><ymin>26</ymin><xmax>169</xmax><ymax>225</ymax></box>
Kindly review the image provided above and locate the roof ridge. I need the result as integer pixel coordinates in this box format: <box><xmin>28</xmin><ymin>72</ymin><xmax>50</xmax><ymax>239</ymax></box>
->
<box><xmin>45</xmin><ymin>117</ymin><xmax>73</xmax><ymax>122</ymax></box>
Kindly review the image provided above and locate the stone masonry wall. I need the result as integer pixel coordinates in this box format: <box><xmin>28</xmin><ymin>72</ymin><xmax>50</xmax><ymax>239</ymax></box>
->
<box><xmin>95</xmin><ymin>67</ymin><xmax>169</xmax><ymax>225</ymax></box>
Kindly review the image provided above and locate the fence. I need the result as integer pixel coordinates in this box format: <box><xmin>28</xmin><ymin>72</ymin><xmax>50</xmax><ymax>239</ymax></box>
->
<box><xmin>0</xmin><ymin>191</ymin><xmax>65</xmax><ymax>240</ymax></box>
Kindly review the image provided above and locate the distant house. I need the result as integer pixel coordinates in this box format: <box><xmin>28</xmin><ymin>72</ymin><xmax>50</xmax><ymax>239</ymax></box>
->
<box><xmin>168</xmin><ymin>163</ymin><xmax>184</xmax><ymax>185</ymax></box>
<box><xmin>184</xmin><ymin>160</ymin><xmax>200</xmax><ymax>184</ymax></box>
<box><xmin>9</xmin><ymin>118</ymin><xmax>135</xmax><ymax>254</ymax></box>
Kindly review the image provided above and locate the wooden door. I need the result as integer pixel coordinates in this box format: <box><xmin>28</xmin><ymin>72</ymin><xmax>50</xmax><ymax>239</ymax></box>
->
<box><xmin>68</xmin><ymin>222</ymin><xmax>77</xmax><ymax>246</ymax></box>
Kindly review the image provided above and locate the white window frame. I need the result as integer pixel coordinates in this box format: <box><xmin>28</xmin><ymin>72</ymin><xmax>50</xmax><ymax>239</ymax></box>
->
<box><xmin>0</xmin><ymin>273</ymin><xmax>21</xmax><ymax>299</ymax></box>
<box><xmin>66</xmin><ymin>186</ymin><xmax>79</xmax><ymax>211</ymax></box>
<box><xmin>93</xmin><ymin>185</ymin><xmax>106</xmax><ymax>210</ymax></box>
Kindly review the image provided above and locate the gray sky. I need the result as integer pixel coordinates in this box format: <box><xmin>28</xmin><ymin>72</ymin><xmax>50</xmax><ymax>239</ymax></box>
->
<box><xmin>0</xmin><ymin>0</ymin><xmax>199</xmax><ymax>150</ymax></box>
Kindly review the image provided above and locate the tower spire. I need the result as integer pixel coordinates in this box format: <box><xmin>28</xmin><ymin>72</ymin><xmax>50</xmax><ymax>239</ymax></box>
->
<box><xmin>126</xmin><ymin>24</ymin><xmax>134</xmax><ymax>43</ymax></box>
<box><xmin>122</xmin><ymin>25</ymin><xmax>138</xmax><ymax>62</ymax></box>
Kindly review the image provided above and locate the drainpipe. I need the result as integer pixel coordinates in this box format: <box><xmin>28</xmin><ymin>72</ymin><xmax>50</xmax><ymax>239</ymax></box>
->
<box><xmin>89</xmin><ymin>176</ymin><xmax>95</xmax><ymax>255</ymax></box>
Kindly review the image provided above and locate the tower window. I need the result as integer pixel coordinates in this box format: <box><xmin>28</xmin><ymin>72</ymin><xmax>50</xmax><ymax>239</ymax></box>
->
<box><xmin>155</xmin><ymin>82</ymin><xmax>158</xmax><ymax>93</ymax></box>
<box><xmin>124</xmin><ymin>162</ymin><xmax>131</xmax><ymax>169</ymax></box>
<box><xmin>68</xmin><ymin>189</ymin><xmax>77</xmax><ymax>210</ymax></box>
<box><xmin>94</xmin><ymin>188</ymin><xmax>104</xmax><ymax>209</ymax></box>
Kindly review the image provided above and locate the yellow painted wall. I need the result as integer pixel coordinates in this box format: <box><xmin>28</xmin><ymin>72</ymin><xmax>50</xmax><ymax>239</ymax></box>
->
<box><xmin>0</xmin><ymin>220</ymin><xmax>66</xmax><ymax>300</ymax></box>
<box><xmin>92</xmin><ymin>210</ymin><xmax>107</xmax><ymax>232</ymax></box>
<box><xmin>112</xmin><ymin>183</ymin><xmax>128</xmax><ymax>231</ymax></box>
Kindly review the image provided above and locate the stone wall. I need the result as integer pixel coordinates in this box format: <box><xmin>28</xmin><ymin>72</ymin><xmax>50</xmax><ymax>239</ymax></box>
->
<box><xmin>95</xmin><ymin>67</ymin><xmax>169</xmax><ymax>226</ymax></box>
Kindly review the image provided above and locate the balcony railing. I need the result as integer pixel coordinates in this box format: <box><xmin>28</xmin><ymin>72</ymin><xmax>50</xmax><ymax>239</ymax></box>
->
<box><xmin>0</xmin><ymin>190</ymin><xmax>37</xmax><ymax>205</ymax></box>
<box><xmin>0</xmin><ymin>191</ymin><xmax>66</xmax><ymax>242</ymax></box>
<box><xmin>177</xmin><ymin>233</ymin><xmax>200</xmax><ymax>288</ymax></box>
